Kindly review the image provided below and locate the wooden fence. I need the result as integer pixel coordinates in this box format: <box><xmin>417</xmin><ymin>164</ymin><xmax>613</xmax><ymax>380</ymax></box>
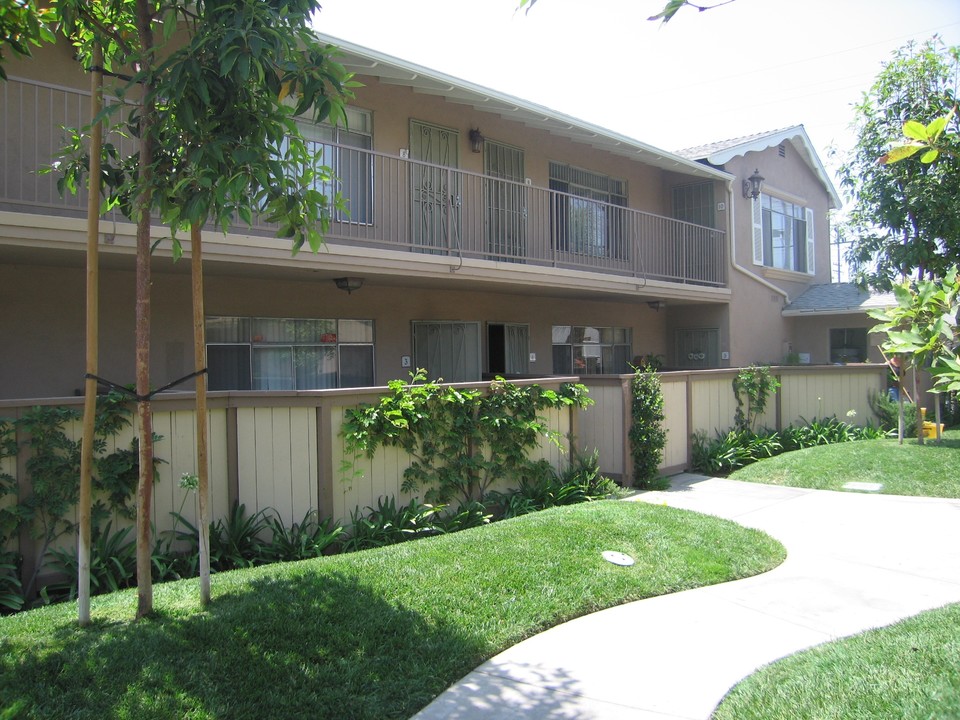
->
<box><xmin>576</xmin><ymin>364</ymin><xmax>890</xmax><ymax>480</ymax></box>
<box><xmin>0</xmin><ymin>378</ymin><xmax>575</xmax><ymax>586</ymax></box>
<box><xmin>2</xmin><ymin>365</ymin><xmax>891</xmax><ymax>588</ymax></box>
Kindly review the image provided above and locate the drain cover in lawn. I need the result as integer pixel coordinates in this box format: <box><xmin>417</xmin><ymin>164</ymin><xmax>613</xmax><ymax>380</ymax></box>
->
<box><xmin>843</xmin><ymin>481</ymin><xmax>883</xmax><ymax>492</ymax></box>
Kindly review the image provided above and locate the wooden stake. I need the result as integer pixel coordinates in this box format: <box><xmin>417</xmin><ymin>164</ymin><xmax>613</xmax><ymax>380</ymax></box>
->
<box><xmin>78</xmin><ymin>43</ymin><xmax>103</xmax><ymax>627</ymax></box>
<box><xmin>191</xmin><ymin>224</ymin><xmax>211</xmax><ymax>605</ymax></box>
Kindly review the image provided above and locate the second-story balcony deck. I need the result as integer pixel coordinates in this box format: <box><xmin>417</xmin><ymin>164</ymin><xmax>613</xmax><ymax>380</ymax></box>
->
<box><xmin>1</xmin><ymin>76</ymin><xmax>727</xmax><ymax>288</ymax></box>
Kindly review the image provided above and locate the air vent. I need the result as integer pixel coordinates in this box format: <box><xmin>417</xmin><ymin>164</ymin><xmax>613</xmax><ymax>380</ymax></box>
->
<box><xmin>778</xmin><ymin>143</ymin><xmax>786</xmax><ymax>158</ymax></box>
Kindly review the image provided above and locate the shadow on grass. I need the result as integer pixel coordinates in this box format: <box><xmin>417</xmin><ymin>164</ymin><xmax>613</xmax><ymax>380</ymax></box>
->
<box><xmin>1</xmin><ymin>567</ymin><xmax>588</xmax><ymax>720</ymax></box>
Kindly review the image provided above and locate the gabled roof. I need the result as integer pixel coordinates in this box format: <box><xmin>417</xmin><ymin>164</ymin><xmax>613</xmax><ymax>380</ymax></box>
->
<box><xmin>317</xmin><ymin>33</ymin><xmax>731</xmax><ymax>184</ymax></box>
<box><xmin>782</xmin><ymin>283</ymin><xmax>896</xmax><ymax>317</ymax></box>
<box><xmin>676</xmin><ymin>125</ymin><xmax>842</xmax><ymax>210</ymax></box>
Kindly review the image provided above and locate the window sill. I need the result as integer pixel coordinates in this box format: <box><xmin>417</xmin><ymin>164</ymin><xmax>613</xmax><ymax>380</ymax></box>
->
<box><xmin>761</xmin><ymin>266</ymin><xmax>813</xmax><ymax>282</ymax></box>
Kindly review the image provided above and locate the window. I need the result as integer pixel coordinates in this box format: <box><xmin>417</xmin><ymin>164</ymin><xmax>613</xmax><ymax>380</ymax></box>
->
<box><xmin>297</xmin><ymin>107</ymin><xmax>373</xmax><ymax>224</ymax></box>
<box><xmin>412</xmin><ymin>321</ymin><xmax>481</xmax><ymax>383</ymax></box>
<box><xmin>752</xmin><ymin>194</ymin><xmax>814</xmax><ymax>274</ymax></box>
<box><xmin>206</xmin><ymin>316</ymin><xmax>375</xmax><ymax>391</ymax></box>
<box><xmin>550</xmin><ymin>162</ymin><xmax>627</xmax><ymax>258</ymax></box>
<box><xmin>830</xmin><ymin>328</ymin><xmax>867</xmax><ymax>364</ymax></box>
<box><xmin>672</xmin><ymin>182</ymin><xmax>715</xmax><ymax>228</ymax></box>
<box><xmin>552</xmin><ymin>326</ymin><xmax>632</xmax><ymax>375</ymax></box>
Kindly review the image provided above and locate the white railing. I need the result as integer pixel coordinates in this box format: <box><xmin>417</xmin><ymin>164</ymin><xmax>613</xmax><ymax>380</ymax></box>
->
<box><xmin>1</xmin><ymin>76</ymin><xmax>726</xmax><ymax>287</ymax></box>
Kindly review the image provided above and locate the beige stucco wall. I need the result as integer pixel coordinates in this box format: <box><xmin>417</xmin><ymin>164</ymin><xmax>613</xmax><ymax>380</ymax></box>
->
<box><xmin>717</xmin><ymin>141</ymin><xmax>835</xmax><ymax>367</ymax></box>
<box><xmin>789</xmin><ymin>314</ymin><xmax>887</xmax><ymax>365</ymax></box>
<box><xmin>0</xmin><ymin>260</ymin><xmax>670</xmax><ymax>400</ymax></box>
<box><xmin>347</xmin><ymin>75</ymin><xmax>674</xmax><ymax>217</ymax></box>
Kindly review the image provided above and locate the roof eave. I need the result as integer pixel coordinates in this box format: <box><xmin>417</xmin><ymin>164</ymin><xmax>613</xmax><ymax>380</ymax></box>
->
<box><xmin>317</xmin><ymin>32</ymin><xmax>732</xmax><ymax>183</ymax></box>
<box><xmin>700</xmin><ymin>126</ymin><xmax>842</xmax><ymax>209</ymax></box>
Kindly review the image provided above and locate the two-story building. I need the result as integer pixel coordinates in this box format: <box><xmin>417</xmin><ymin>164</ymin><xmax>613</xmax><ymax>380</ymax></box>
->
<box><xmin>0</xmin><ymin>34</ymin><xmax>865</xmax><ymax>401</ymax></box>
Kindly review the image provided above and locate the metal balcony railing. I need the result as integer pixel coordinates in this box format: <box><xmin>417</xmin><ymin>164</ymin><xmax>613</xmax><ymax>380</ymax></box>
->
<box><xmin>1</xmin><ymin>76</ymin><xmax>727</xmax><ymax>287</ymax></box>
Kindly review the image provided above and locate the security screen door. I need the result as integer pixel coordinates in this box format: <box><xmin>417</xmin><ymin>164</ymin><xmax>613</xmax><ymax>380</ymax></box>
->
<box><xmin>410</xmin><ymin>120</ymin><xmax>460</xmax><ymax>251</ymax></box>
<box><xmin>484</xmin><ymin>141</ymin><xmax>526</xmax><ymax>260</ymax></box>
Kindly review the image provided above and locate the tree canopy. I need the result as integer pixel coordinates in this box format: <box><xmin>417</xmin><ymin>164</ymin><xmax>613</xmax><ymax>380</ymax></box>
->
<box><xmin>840</xmin><ymin>38</ymin><xmax>960</xmax><ymax>290</ymax></box>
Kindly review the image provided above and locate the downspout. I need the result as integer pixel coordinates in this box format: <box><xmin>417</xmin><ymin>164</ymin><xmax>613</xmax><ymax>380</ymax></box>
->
<box><xmin>725</xmin><ymin>178</ymin><xmax>790</xmax><ymax>302</ymax></box>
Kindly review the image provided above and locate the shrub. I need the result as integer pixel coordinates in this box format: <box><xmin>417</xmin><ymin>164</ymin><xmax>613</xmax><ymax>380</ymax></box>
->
<box><xmin>869</xmin><ymin>390</ymin><xmax>918</xmax><ymax>435</ymax></box>
<box><xmin>692</xmin><ymin>429</ymin><xmax>781</xmax><ymax>475</ymax></box>
<box><xmin>488</xmin><ymin>449</ymin><xmax>615</xmax><ymax>519</ymax></box>
<box><xmin>43</xmin><ymin>521</ymin><xmax>137</xmax><ymax>602</ymax></box>
<box><xmin>262</xmin><ymin>511</ymin><xmax>343</xmax><ymax>563</ymax></box>
<box><xmin>341</xmin><ymin>497</ymin><xmax>445</xmax><ymax>552</ymax></box>
<box><xmin>208</xmin><ymin>502</ymin><xmax>271</xmax><ymax>571</ymax></box>
<box><xmin>629</xmin><ymin>365</ymin><xmax>668</xmax><ymax>489</ymax></box>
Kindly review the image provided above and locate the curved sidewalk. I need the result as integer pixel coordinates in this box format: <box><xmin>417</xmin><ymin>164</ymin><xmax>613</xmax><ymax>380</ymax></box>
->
<box><xmin>411</xmin><ymin>474</ymin><xmax>960</xmax><ymax>719</ymax></box>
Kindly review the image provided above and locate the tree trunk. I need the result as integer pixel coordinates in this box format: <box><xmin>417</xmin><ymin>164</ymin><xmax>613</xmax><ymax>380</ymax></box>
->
<box><xmin>934</xmin><ymin>393</ymin><xmax>942</xmax><ymax>444</ymax></box>
<box><xmin>914</xmin><ymin>367</ymin><xmax>923</xmax><ymax>446</ymax></box>
<box><xmin>78</xmin><ymin>43</ymin><xmax>104</xmax><ymax>627</ymax></box>
<box><xmin>191</xmin><ymin>224</ymin><xmax>211</xmax><ymax>605</ymax></box>
<box><xmin>134</xmin><ymin>0</ymin><xmax>156</xmax><ymax>620</ymax></box>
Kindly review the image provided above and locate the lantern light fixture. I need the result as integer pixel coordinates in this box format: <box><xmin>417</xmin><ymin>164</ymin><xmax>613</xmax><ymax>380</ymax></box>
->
<box><xmin>742</xmin><ymin>168</ymin><xmax>765</xmax><ymax>199</ymax></box>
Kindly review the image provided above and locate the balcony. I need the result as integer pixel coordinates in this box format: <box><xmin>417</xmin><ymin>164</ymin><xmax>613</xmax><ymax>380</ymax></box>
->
<box><xmin>1</xmin><ymin>76</ymin><xmax>727</xmax><ymax>288</ymax></box>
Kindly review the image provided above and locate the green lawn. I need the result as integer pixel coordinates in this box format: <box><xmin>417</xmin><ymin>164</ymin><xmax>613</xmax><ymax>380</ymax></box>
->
<box><xmin>714</xmin><ymin>427</ymin><xmax>960</xmax><ymax>718</ymax></box>
<box><xmin>713</xmin><ymin>602</ymin><xmax>960</xmax><ymax>720</ymax></box>
<box><xmin>0</xmin><ymin>500</ymin><xmax>784</xmax><ymax>720</ymax></box>
<box><xmin>728</xmin><ymin>428</ymin><xmax>960</xmax><ymax>497</ymax></box>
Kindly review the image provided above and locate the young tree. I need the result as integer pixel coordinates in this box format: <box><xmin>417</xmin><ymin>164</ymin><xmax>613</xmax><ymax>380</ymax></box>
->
<box><xmin>840</xmin><ymin>39</ymin><xmax>960</xmax><ymax>290</ymax></box>
<box><xmin>868</xmin><ymin>267</ymin><xmax>960</xmax><ymax>444</ymax></box>
<box><xmin>21</xmin><ymin>0</ymin><xmax>351</xmax><ymax>618</ymax></box>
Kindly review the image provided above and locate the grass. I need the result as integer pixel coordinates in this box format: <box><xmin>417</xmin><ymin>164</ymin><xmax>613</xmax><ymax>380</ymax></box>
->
<box><xmin>713</xmin><ymin>426</ymin><xmax>960</xmax><ymax>718</ymax></box>
<box><xmin>0</xmin><ymin>500</ymin><xmax>784</xmax><ymax>720</ymax></box>
<box><xmin>728</xmin><ymin>428</ymin><xmax>960</xmax><ymax>497</ymax></box>
<box><xmin>712</xmin><ymin>602</ymin><xmax>960</xmax><ymax>720</ymax></box>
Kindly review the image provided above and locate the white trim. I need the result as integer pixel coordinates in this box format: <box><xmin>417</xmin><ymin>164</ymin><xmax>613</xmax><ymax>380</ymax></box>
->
<box><xmin>696</xmin><ymin>126</ymin><xmax>841</xmax><ymax>209</ymax></box>
<box><xmin>316</xmin><ymin>33</ymin><xmax>732</xmax><ymax>184</ymax></box>
<box><xmin>751</xmin><ymin>195</ymin><xmax>764</xmax><ymax>266</ymax></box>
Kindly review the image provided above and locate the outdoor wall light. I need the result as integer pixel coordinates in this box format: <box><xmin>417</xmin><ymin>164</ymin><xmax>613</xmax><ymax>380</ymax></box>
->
<box><xmin>469</xmin><ymin>128</ymin><xmax>484</xmax><ymax>153</ymax></box>
<box><xmin>647</xmin><ymin>300</ymin><xmax>667</xmax><ymax>311</ymax></box>
<box><xmin>334</xmin><ymin>277</ymin><xmax>364</xmax><ymax>294</ymax></box>
<box><xmin>742</xmin><ymin>168</ymin><xmax>765</xmax><ymax>199</ymax></box>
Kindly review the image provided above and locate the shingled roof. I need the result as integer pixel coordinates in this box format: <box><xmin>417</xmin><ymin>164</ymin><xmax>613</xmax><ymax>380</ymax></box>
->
<box><xmin>782</xmin><ymin>283</ymin><xmax>896</xmax><ymax>317</ymax></box>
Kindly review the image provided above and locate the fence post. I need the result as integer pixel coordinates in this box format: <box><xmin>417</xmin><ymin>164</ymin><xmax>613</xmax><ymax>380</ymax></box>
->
<box><xmin>14</xmin><ymin>407</ymin><xmax>36</xmax><ymax>595</ymax></box>
<box><xmin>226</xmin><ymin>405</ymin><xmax>239</xmax><ymax>509</ymax></box>
<box><xmin>621</xmin><ymin>375</ymin><xmax>633</xmax><ymax>487</ymax></box>
<box><xmin>317</xmin><ymin>402</ymin><xmax>335</xmax><ymax>521</ymax></box>
<box><xmin>685</xmin><ymin>372</ymin><xmax>695</xmax><ymax>472</ymax></box>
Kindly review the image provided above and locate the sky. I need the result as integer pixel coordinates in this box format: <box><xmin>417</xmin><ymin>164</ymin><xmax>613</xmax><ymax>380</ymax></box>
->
<box><xmin>313</xmin><ymin>0</ymin><xmax>960</xmax><ymax>208</ymax></box>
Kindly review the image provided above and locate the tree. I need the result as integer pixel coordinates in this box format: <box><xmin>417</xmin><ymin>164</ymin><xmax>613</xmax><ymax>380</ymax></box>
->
<box><xmin>15</xmin><ymin>0</ymin><xmax>352</xmax><ymax>619</ymax></box>
<box><xmin>868</xmin><ymin>267</ymin><xmax>960</xmax><ymax>443</ymax></box>
<box><xmin>840</xmin><ymin>39</ymin><xmax>960</xmax><ymax>290</ymax></box>
<box><xmin>0</xmin><ymin>0</ymin><xmax>55</xmax><ymax>79</ymax></box>
<box><xmin>517</xmin><ymin>0</ymin><xmax>735</xmax><ymax>23</ymax></box>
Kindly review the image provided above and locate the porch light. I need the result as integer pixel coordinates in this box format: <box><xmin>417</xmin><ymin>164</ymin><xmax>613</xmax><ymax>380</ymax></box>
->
<box><xmin>742</xmin><ymin>168</ymin><xmax>764</xmax><ymax>200</ymax></box>
<box><xmin>469</xmin><ymin>128</ymin><xmax>484</xmax><ymax>153</ymax></box>
<box><xmin>334</xmin><ymin>277</ymin><xmax>364</xmax><ymax>294</ymax></box>
<box><xmin>647</xmin><ymin>300</ymin><xmax>666</xmax><ymax>311</ymax></box>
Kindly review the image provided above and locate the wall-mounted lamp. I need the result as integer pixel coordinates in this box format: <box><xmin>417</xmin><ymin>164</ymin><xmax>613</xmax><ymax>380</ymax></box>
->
<box><xmin>742</xmin><ymin>168</ymin><xmax>765</xmax><ymax>200</ymax></box>
<box><xmin>647</xmin><ymin>300</ymin><xmax>667</xmax><ymax>311</ymax></box>
<box><xmin>334</xmin><ymin>276</ymin><xmax>364</xmax><ymax>294</ymax></box>
<box><xmin>469</xmin><ymin>128</ymin><xmax>484</xmax><ymax>153</ymax></box>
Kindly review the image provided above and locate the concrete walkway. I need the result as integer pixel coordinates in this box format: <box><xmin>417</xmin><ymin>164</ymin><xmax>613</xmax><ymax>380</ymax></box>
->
<box><xmin>411</xmin><ymin>475</ymin><xmax>960</xmax><ymax>719</ymax></box>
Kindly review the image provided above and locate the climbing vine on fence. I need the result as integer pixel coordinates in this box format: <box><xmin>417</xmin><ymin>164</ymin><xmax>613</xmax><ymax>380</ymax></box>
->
<box><xmin>341</xmin><ymin>371</ymin><xmax>593</xmax><ymax>505</ymax></box>
<box><xmin>0</xmin><ymin>393</ymin><xmax>162</xmax><ymax>606</ymax></box>
<box><xmin>733</xmin><ymin>365</ymin><xmax>780</xmax><ymax>432</ymax></box>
